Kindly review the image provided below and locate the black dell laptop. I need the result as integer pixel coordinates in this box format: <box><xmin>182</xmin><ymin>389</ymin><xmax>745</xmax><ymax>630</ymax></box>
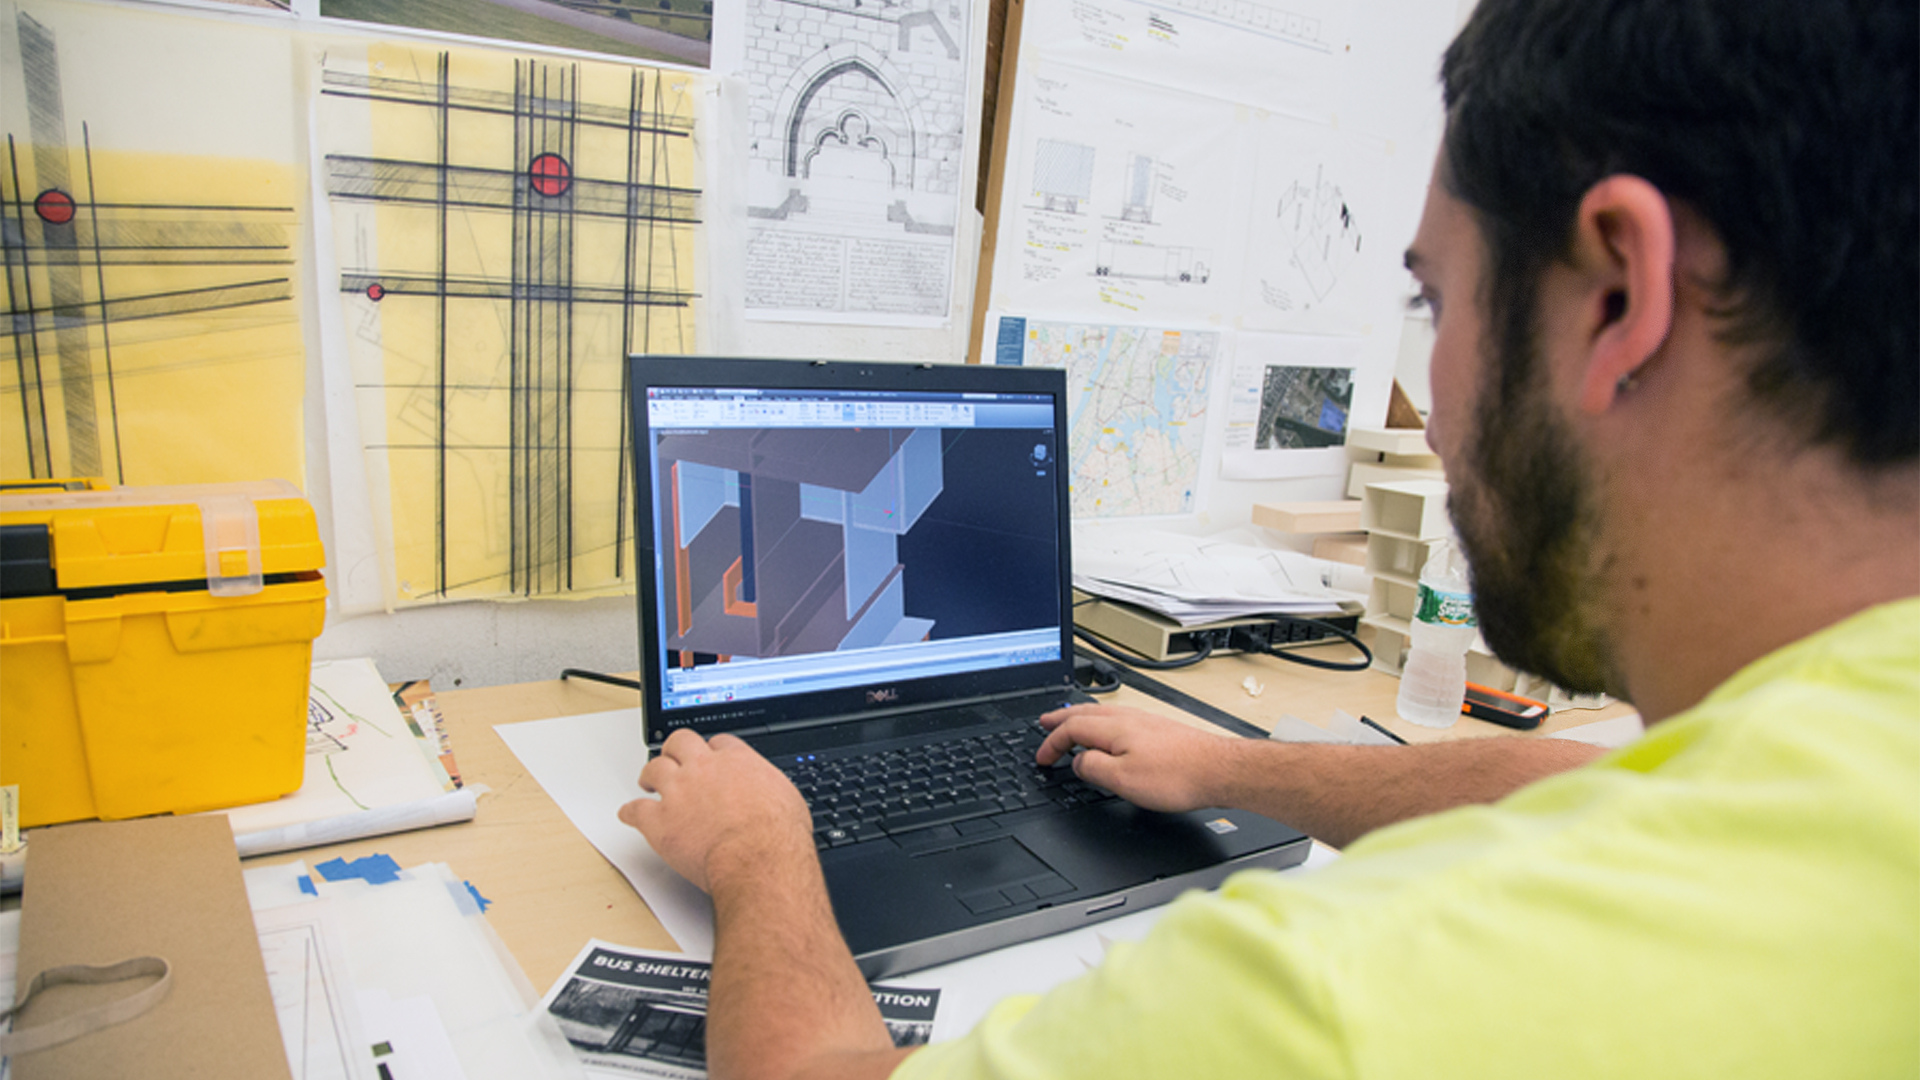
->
<box><xmin>630</xmin><ymin>355</ymin><xmax>1309</xmax><ymax>978</ymax></box>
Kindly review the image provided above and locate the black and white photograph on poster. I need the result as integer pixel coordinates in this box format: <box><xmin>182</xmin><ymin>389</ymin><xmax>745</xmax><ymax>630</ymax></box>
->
<box><xmin>1256</xmin><ymin>365</ymin><xmax>1354</xmax><ymax>450</ymax></box>
<box><xmin>541</xmin><ymin>941</ymin><xmax>939</xmax><ymax>1077</ymax></box>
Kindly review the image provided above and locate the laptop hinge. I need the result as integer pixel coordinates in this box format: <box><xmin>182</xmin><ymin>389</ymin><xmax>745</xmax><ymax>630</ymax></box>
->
<box><xmin>750</xmin><ymin>688</ymin><xmax>1030</xmax><ymax>739</ymax></box>
<box><xmin>654</xmin><ymin>679</ymin><xmax>1078</xmax><ymax>752</ymax></box>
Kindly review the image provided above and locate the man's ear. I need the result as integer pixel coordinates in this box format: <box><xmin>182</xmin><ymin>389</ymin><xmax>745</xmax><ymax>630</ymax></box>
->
<box><xmin>1569</xmin><ymin>176</ymin><xmax>1676</xmax><ymax>414</ymax></box>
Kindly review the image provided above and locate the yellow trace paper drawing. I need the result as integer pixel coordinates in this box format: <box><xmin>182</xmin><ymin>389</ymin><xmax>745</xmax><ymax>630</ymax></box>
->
<box><xmin>1</xmin><ymin>3</ymin><xmax>305</xmax><ymax>489</ymax></box>
<box><xmin>319</xmin><ymin>41</ymin><xmax>703</xmax><ymax>605</ymax></box>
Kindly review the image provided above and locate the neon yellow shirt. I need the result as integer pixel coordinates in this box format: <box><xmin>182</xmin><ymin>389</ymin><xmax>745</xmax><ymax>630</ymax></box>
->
<box><xmin>896</xmin><ymin>598</ymin><xmax>1920</xmax><ymax>1079</ymax></box>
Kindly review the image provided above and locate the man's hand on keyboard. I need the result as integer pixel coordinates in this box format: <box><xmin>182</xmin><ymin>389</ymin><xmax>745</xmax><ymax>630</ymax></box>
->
<box><xmin>619</xmin><ymin>729</ymin><xmax>813</xmax><ymax>893</ymax></box>
<box><xmin>1036</xmin><ymin>704</ymin><xmax>1228</xmax><ymax>813</ymax></box>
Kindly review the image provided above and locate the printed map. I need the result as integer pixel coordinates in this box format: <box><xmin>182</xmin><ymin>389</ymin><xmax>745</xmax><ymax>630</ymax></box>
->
<box><xmin>1021</xmin><ymin>322</ymin><xmax>1216</xmax><ymax>517</ymax></box>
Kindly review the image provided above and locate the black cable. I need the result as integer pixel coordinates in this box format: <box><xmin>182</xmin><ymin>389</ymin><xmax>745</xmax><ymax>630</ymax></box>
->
<box><xmin>1070</xmin><ymin>651</ymin><xmax>1124</xmax><ymax>693</ymax></box>
<box><xmin>1232</xmin><ymin>616</ymin><xmax>1373</xmax><ymax>672</ymax></box>
<box><xmin>1072</xmin><ymin>626</ymin><xmax>1216</xmax><ymax>669</ymax></box>
<box><xmin>560</xmin><ymin>668</ymin><xmax>644</xmax><ymax>691</ymax></box>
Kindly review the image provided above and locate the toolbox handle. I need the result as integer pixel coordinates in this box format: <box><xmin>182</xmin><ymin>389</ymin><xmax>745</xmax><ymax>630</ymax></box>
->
<box><xmin>199</xmin><ymin>495</ymin><xmax>263</xmax><ymax>597</ymax></box>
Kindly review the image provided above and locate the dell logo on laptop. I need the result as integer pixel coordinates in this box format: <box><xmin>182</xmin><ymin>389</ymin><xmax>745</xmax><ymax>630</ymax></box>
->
<box><xmin>867</xmin><ymin>687</ymin><xmax>900</xmax><ymax>704</ymax></box>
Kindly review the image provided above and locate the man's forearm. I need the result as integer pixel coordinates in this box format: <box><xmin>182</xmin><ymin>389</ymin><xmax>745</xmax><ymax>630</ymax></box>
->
<box><xmin>1210</xmin><ymin>736</ymin><xmax>1606</xmax><ymax>848</ymax></box>
<box><xmin>704</xmin><ymin>835</ymin><xmax>916</xmax><ymax>1080</ymax></box>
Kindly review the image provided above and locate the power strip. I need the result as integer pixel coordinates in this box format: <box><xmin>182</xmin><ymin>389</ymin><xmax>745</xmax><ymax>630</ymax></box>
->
<box><xmin>1072</xmin><ymin>591</ymin><xmax>1363</xmax><ymax>662</ymax></box>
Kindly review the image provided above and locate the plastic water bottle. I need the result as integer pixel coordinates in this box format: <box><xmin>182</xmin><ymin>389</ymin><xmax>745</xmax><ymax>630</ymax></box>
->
<box><xmin>1396</xmin><ymin>538</ymin><xmax>1477</xmax><ymax>728</ymax></box>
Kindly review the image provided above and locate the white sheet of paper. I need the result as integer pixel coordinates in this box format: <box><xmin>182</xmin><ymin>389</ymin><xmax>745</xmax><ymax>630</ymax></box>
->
<box><xmin>1019</xmin><ymin>0</ymin><xmax>1350</xmax><ymax>121</ymax></box>
<box><xmin>494</xmin><ymin>711</ymin><xmax>715</xmax><ymax>958</ymax></box>
<box><xmin>234</xmin><ymin>789</ymin><xmax>481</xmax><ymax>860</ymax></box>
<box><xmin>1548</xmin><ymin>715</ymin><xmax>1646</xmax><ymax>749</ymax></box>
<box><xmin>994</xmin><ymin>61</ymin><xmax>1254</xmax><ymax>325</ymax></box>
<box><xmin>246</xmin><ymin>860</ymin><xmax>585</xmax><ymax>1080</ymax></box>
<box><xmin>358</xmin><ymin>989</ymin><xmax>469</xmax><ymax>1080</ymax></box>
<box><xmin>254</xmin><ymin>901</ymin><xmax>373</xmax><ymax>1080</ymax></box>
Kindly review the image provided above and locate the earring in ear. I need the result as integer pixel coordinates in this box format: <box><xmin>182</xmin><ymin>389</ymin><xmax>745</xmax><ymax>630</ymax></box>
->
<box><xmin>1616</xmin><ymin>371</ymin><xmax>1639</xmax><ymax>394</ymax></box>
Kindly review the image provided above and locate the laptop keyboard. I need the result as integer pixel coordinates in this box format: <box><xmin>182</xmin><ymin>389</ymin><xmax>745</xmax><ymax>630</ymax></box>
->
<box><xmin>777</xmin><ymin>724</ymin><xmax>1119</xmax><ymax>849</ymax></box>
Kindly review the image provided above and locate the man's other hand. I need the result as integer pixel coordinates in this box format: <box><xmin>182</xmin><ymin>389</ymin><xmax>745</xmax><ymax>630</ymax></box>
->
<box><xmin>1037</xmin><ymin>704</ymin><xmax>1228</xmax><ymax>813</ymax></box>
<box><xmin>618</xmin><ymin>729</ymin><xmax>813</xmax><ymax>893</ymax></box>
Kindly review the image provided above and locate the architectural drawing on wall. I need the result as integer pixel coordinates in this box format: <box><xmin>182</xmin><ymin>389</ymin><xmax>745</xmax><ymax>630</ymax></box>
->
<box><xmin>656</xmin><ymin>427</ymin><xmax>943</xmax><ymax>661</ymax></box>
<box><xmin>740</xmin><ymin>0</ymin><xmax>972</xmax><ymax>320</ymax></box>
<box><xmin>1255</xmin><ymin>364</ymin><xmax>1352</xmax><ymax>450</ymax></box>
<box><xmin>2</xmin><ymin>8</ymin><xmax>304</xmax><ymax>486</ymax></box>
<box><xmin>1276</xmin><ymin>165</ymin><xmax>1359</xmax><ymax>303</ymax></box>
<box><xmin>1031</xmin><ymin>139</ymin><xmax>1095</xmax><ymax>213</ymax></box>
<box><xmin>1159</xmin><ymin>0</ymin><xmax>1330</xmax><ymax>53</ymax></box>
<box><xmin>1022</xmin><ymin>0</ymin><xmax>1348</xmax><ymax>119</ymax></box>
<box><xmin>1118</xmin><ymin>153</ymin><xmax>1155</xmax><ymax>223</ymax></box>
<box><xmin>321</xmin><ymin>44</ymin><xmax>701</xmax><ymax>604</ymax></box>
<box><xmin>1094</xmin><ymin>241</ymin><xmax>1210</xmax><ymax>284</ymax></box>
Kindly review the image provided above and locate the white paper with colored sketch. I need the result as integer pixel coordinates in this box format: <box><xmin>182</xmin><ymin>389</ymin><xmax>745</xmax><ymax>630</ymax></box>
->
<box><xmin>220</xmin><ymin>658</ymin><xmax>454</xmax><ymax>840</ymax></box>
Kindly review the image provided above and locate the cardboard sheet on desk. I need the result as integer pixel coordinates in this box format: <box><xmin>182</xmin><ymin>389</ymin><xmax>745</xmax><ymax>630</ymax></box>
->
<box><xmin>13</xmin><ymin>816</ymin><xmax>291</xmax><ymax>1080</ymax></box>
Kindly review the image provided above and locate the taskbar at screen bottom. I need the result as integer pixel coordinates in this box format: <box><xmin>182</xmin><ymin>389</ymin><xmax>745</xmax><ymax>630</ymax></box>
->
<box><xmin>660</xmin><ymin>630</ymin><xmax>1062</xmax><ymax>710</ymax></box>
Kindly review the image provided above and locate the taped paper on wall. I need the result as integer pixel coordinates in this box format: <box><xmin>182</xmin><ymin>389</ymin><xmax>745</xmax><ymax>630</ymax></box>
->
<box><xmin>1</xmin><ymin>1</ymin><xmax>305</xmax><ymax>488</ymax></box>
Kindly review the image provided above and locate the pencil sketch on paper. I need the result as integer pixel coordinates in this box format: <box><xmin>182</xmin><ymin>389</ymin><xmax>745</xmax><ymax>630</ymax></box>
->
<box><xmin>1273</xmin><ymin>164</ymin><xmax>1360</xmax><ymax>305</ymax></box>
<box><xmin>1031</xmin><ymin>139</ymin><xmax>1095</xmax><ymax>214</ymax></box>
<box><xmin>1117</xmin><ymin>153</ymin><xmax>1155</xmax><ymax>223</ymax></box>
<box><xmin>2</xmin><ymin>11</ymin><xmax>302</xmax><ymax>485</ymax></box>
<box><xmin>321</xmin><ymin>46</ymin><xmax>702</xmax><ymax>604</ymax></box>
<box><xmin>1158</xmin><ymin>0</ymin><xmax>1331</xmax><ymax>53</ymax></box>
<box><xmin>1093</xmin><ymin>240</ymin><xmax>1211</xmax><ymax>285</ymax></box>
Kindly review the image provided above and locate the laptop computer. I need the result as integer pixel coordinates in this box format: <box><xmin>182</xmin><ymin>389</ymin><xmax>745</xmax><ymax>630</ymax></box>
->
<box><xmin>630</xmin><ymin>355</ymin><xmax>1310</xmax><ymax>978</ymax></box>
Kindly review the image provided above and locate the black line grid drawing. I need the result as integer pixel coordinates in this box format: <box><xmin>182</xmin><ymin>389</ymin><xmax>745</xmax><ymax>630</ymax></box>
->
<box><xmin>321</xmin><ymin>44</ymin><xmax>703</xmax><ymax>604</ymax></box>
<box><xmin>3</xmin><ymin>10</ymin><xmax>303</xmax><ymax>486</ymax></box>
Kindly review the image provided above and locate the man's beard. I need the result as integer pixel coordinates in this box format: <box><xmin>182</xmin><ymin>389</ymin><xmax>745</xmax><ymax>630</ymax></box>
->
<box><xmin>1446</xmin><ymin>336</ymin><xmax>1615</xmax><ymax>695</ymax></box>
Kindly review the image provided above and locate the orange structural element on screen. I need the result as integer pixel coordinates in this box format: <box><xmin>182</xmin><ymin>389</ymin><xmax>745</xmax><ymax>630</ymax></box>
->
<box><xmin>672</xmin><ymin>461</ymin><xmax>693</xmax><ymax>637</ymax></box>
<box><xmin>722</xmin><ymin>557</ymin><xmax>757</xmax><ymax>617</ymax></box>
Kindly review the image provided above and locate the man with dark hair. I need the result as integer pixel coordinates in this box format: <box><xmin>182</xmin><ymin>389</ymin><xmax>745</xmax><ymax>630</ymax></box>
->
<box><xmin>619</xmin><ymin>1</ymin><xmax>1918</xmax><ymax>1076</ymax></box>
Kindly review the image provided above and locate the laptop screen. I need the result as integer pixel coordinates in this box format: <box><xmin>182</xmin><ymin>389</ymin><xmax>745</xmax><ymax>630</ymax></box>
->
<box><xmin>631</xmin><ymin>357</ymin><xmax>1075</xmax><ymax>744</ymax></box>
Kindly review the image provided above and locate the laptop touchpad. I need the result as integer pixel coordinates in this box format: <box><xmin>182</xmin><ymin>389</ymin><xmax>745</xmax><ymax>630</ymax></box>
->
<box><xmin>916</xmin><ymin>837</ymin><xmax>1077</xmax><ymax>914</ymax></box>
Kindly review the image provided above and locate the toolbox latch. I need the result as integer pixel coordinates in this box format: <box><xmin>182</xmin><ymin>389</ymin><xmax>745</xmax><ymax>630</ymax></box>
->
<box><xmin>199</xmin><ymin>495</ymin><xmax>264</xmax><ymax>597</ymax></box>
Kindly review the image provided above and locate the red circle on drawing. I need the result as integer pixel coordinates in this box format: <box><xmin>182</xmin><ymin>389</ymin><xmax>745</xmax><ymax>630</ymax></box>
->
<box><xmin>34</xmin><ymin>189</ymin><xmax>75</xmax><ymax>225</ymax></box>
<box><xmin>529</xmin><ymin>153</ymin><xmax>573</xmax><ymax>197</ymax></box>
<box><xmin>366</xmin><ymin>282</ymin><xmax>386</xmax><ymax>301</ymax></box>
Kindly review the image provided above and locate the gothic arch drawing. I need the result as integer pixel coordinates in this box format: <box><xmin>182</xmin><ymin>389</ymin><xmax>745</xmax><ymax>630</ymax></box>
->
<box><xmin>775</xmin><ymin>46</ymin><xmax>926</xmax><ymax>193</ymax></box>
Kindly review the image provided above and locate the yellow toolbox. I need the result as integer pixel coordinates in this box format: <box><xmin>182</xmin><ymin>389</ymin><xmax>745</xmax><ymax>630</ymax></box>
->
<box><xmin>0</xmin><ymin>479</ymin><xmax>327</xmax><ymax>827</ymax></box>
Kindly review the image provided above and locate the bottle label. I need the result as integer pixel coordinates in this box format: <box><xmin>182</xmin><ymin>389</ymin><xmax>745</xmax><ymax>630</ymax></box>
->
<box><xmin>1415</xmin><ymin>583</ymin><xmax>1477</xmax><ymax>628</ymax></box>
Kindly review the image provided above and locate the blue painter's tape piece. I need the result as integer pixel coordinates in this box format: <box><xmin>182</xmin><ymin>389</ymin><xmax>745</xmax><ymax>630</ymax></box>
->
<box><xmin>994</xmin><ymin>317</ymin><xmax>1028</xmax><ymax>365</ymax></box>
<box><xmin>464</xmin><ymin>880</ymin><xmax>492</xmax><ymax>912</ymax></box>
<box><xmin>314</xmin><ymin>853</ymin><xmax>403</xmax><ymax>885</ymax></box>
<box><xmin>298</xmin><ymin>875</ymin><xmax>317</xmax><ymax>896</ymax></box>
